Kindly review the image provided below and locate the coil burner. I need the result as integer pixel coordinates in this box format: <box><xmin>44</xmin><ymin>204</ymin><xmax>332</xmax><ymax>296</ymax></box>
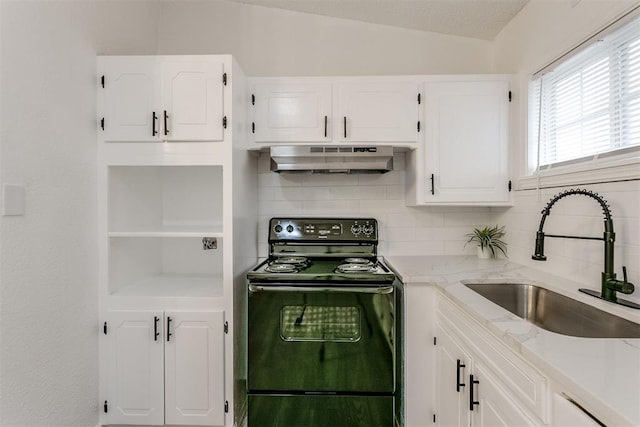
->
<box><xmin>274</xmin><ymin>256</ymin><xmax>309</xmax><ymax>265</ymax></box>
<box><xmin>264</xmin><ymin>256</ymin><xmax>309</xmax><ymax>273</ymax></box>
<box><xmin>335</xmin><ymin>258</ymin><xmax>378</xmax><ymax>274</ymax></box>
<box><xmin>264</xmin><ymin>263</ymin><xmax>298</xmax><ymax>273</ymax></box>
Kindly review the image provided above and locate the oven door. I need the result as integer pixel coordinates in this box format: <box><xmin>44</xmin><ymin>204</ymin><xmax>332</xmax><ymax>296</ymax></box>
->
<box><xmin>247</xmin><ymin>283</ymin><xmax>395</xmax><ymax>394</ymax></box>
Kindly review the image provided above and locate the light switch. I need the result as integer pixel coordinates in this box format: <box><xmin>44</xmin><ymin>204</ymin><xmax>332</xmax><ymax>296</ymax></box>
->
<box><xmin>2</xmin><ymin>184</ymin><xmax>25</xmax><ymax>216</ymax></box>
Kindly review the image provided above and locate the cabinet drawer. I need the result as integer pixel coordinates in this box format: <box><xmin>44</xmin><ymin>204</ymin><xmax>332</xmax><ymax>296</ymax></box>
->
<box><xmin>438</xmin><ymin>296</ymin><xmax>548</xmax><ymax>422</ymax></box>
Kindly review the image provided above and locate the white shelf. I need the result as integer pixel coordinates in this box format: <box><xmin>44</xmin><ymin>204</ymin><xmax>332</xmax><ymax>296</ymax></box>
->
<box><xmin>109</xmin><ymin>273</ymin><xmax>224</xmax><ymax>298</ymax></box>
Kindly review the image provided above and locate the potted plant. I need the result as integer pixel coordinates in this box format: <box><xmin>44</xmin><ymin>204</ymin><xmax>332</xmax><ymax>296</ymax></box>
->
<box><xmin>465</xmin><ymin>225</ymin><xmax>507</xmax><ymax>259</ymax></box>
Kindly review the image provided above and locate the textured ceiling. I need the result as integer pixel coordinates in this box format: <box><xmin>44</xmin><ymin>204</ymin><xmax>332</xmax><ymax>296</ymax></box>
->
<box><xmin>225</xmin><ymin>0</ymin><xmax>531</xmax><ymax>40</ymax></box>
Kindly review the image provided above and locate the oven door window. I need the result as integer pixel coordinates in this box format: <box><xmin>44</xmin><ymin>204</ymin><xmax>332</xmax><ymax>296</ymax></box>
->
<box><xmin>281</xmin><ymin>305</ymin><xmax>361</xmax><ymax>342</ymax></box>
<box><xmin>248</xmin><ymin>286</ymin><xmax>395</xmax><ymax>394</ymax></box>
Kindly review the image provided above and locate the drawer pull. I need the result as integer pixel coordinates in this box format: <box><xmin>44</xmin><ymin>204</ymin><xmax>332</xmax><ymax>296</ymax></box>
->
<box><xmin>469</xmin><ymin>374</ymin><xmax>480</xmax><ymax>411</ymax></box>
<box><xmin>456</xmin><ymin>359</ymin><xmax>466</xmax><ymax>392</ymax></box>
<box><xmin>154</xmin><ymin>316</ymin><xmax>160</xmax><ymax>341</ymax></box>
<box><xmin>166</xmin><ymin>316</ymin><xmax>173</xmax><ymax>342</ymax></box>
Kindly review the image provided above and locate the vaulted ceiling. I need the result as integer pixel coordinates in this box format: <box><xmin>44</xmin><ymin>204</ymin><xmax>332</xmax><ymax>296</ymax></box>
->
<box><xmin>225</xmin><ymin>0</ymin><xmax>531</xmax><ymax>40</ymax></box>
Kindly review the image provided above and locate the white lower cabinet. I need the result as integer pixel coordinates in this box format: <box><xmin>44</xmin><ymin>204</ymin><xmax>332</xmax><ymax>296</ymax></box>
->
<box><xmin>471</xmin><ymin>362</ymin><xmax>538</xmax><ymax>427</ymax></box>
<box><xmin>105</xmin><ymin>310</ymin><xmax>225</xmax><ymax>426</ymax></box>
<box><xmin>435</xmin><ymin>324</ymin><xmax>471</xmax><ymax>427</ymax></box>
<box><xmin>409</xmin><ymin>289</ymin><xmax>619</xmax><ymax>427</ymax></box>
<box><xmin>552</xmin><ymin>393</ymin><xmax>603</xmax><ymax>427</ymax></box>
<box><xmin>433</xmin><ymin>295</ymin><xmax>546</xmax><ymax>427</ymax></box>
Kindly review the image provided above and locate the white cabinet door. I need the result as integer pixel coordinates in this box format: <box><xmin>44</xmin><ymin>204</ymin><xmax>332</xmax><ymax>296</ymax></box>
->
<box><xmin>161</xmin><ymin>59</ymin><xmax>225</xmax><ymax>142</ymax></box>
<box><xmin>435</xmin><ymin>325</ymin><xmax>471</xmax><ymax>427</ymax></box>
<box><xmin>405</xmin><ymin>286</ymin><xmax>436</xmax><ymax>427</ymax></box>
<box><xmin>552</xmin><ymin>393</ymin><xmax>602</xmax><ymax>427</ymax></box>
<box><xmin>252</xmin><ymin>82</ymin><xmax>332</xmax><ymax>142</ymax></box>
<box><xmin>337</xmin><ymin>82</ymin><xmax>419</xmax><ymax>143</ymax></box>
<box><xmin>101</xmin><ymin>57</ymin><xmax>161</xmax><ymax>142</ymax></box>
<box><xmin>106</xmin><ymin>311</ymin><xmax>164</xmax><ymax>425</ymax></box>
<box><xmin>165</xmin><ymin>310</ymin><xmax>225</xmax><ymax>426</ymax></box>
<box><xmin>471</xmin><ymin>363</ymin><xmax>538</xmax><ymax>427</ymax></box>
<box><xmin>422</xmin><ymin>78</ymin><xmax>510</xmax><ymax>204</ymax></box>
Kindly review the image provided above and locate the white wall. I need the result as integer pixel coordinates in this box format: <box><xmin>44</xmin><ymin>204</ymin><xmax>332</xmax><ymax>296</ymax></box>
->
<box><xmin>490</xmin><ymin>0</ymin><xmax>640</xmax><ymax>305</ymax></box>
<box><xmin>0</xmin><ymin>1</ymin><xmax>159</xmax><ymax>424</ymax></box>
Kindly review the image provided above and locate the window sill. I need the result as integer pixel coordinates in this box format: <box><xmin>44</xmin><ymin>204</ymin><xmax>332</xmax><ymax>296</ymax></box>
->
<box><xmin>519</xmin><ymin>155</ymin><xmax>640</xmax><ymax>190</ymax></box>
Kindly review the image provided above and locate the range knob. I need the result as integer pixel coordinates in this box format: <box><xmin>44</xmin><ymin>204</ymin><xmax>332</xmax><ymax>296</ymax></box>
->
<box><xmin>274</xmin><ymin>224</ymin><xmax>283</xmax><ymax>233</ymax></box>
<box><xmin>351</xmin><ymin>224</ymin><xmax>362</xmax><ymax>236</ymax></box>
<box><xmin>363</xmin><ymin>224</ymin><xmax>374</xmax><ymax>236</ymax></box>
<box><xmin>286</xmin><ymin>224</ymin><xmax>294</xmax><ymax>233</ymax></box>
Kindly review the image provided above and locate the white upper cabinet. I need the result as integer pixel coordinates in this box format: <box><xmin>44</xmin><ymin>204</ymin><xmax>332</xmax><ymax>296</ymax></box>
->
<box><xmin>336</xmin><ymin>82</ymin><xmax>419</xmax><ymax>143</ymax></box>
<box><xmin>251</xmin><ymin>82</ymin><xmax>332</xmax><ymax>142</ymax></box>
<box><xmin>101</xmin><ymin>57</ymin><xmax>160</xmax><ymax>142</ymax></box>
<box><xmin>161</xmin><ymin>59</ymin><xmax>225</xmax><ymax>142</ymax></box>
<box><xmin>99</xmin><ymin>56</ymin><xmax>225</xmax><ymax>142</ymax></box>
<box><xmin>249</xmin><ymin>78</ymin><xmax>420</xmax><ymax>145</ymax></box>
<box><xmin>408</xmin><ymin>76</ymin><xmax>511</xmax><ymax>206</ymax></box>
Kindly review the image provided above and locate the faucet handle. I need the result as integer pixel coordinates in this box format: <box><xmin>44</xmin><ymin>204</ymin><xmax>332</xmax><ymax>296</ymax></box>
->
<box><xmin>618</xmin><ymin>266</ymin><xmax>634</xmax><ymax>294</ymax></box>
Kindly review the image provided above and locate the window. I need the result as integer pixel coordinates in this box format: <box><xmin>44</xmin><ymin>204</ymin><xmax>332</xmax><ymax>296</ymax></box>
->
<box><xmin>529</xmin><ymin>14</ymin><xmax>640</xmax><ymax>173</ymax></box>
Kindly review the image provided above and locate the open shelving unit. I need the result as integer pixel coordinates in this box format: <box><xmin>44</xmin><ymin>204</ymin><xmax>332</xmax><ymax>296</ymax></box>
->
<box><xmin>106</xmin><ymin>165</ymin><xmax>224</xmax><ymax>298</ymax></box>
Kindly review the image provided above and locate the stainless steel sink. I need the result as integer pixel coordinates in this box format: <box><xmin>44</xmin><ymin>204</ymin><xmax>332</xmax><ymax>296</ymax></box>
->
<box><xmin>464</xmin><ymin>283</ymin><xmax>640</xmax><ymax>338</ymax></box>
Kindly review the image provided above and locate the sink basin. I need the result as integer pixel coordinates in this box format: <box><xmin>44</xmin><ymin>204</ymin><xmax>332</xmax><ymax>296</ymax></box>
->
<box><xmin>464</xmin><ymin>283</ymin><xmax>640</xmax><ymax>338</ymax></box>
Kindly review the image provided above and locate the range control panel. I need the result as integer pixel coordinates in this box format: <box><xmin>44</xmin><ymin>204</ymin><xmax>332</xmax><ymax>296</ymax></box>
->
<box><xmin>269</xmin><ymin>218</ymin><xmax>378</xmax><ymax>242</ymax></box>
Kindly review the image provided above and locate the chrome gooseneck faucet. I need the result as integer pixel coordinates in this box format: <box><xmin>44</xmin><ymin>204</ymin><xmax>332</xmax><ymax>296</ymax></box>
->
<box><xmin>532</xmin><ymin>188</ymin><xmax>639</xmax><ymax>309</ymax></box>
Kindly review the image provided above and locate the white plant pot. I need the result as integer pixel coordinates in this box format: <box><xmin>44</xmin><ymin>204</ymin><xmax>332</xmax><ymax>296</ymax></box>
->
<box><xmin>477</xmin><ymin>246</ymin><xmax>491</xmax><ymax>259</ymax></box>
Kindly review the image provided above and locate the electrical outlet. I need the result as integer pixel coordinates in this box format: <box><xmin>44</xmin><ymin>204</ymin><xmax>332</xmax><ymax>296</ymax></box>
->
<box><xmin>202</xmin><ymin>237</ymin><xmax>217</xmax><ymax>250</ymax></box>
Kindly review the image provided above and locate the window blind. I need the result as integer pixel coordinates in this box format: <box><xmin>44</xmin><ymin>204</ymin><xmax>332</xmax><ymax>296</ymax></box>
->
<box><xmin>529</xmin><ymin>14</ymin><xmax>640</xmax><ymax>170</ymax></box>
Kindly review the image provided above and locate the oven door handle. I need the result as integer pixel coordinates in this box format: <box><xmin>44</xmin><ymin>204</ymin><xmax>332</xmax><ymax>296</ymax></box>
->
<box><xmin>248</xmin><ymin>284</ymin><xmax>394</xmax><ymax>294</ymax></box>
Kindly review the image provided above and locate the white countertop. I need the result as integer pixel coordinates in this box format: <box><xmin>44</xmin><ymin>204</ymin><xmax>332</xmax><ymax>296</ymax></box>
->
<box><xmin>384</xmin><ymin>255</ymin><xmax>640</xmax><ymax>426</ymax></box>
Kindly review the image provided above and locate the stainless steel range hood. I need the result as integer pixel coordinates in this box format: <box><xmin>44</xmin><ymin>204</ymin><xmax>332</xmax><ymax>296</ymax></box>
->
<box><xmin>270</xmin><ymin>146</ymin><xmax>393</xmax><ymax>174</ymax></box>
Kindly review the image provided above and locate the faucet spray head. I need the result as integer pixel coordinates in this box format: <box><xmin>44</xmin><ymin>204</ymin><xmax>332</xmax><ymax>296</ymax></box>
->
<box><xmin>532</xmin><ymin>231</ymin><xmax>547</xmax><ymax>261</ymax></box>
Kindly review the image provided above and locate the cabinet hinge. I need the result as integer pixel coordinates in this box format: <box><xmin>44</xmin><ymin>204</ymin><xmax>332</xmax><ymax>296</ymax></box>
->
<box><xmin>222</xmin><ymin>116</ymin><xmax>227</xmax><ymax>129</ymax></box>
<box><xmin>224</xmin><ymin>321</ymin><xmax>229</xmax><ymax>334</ymax></box>
<box><xmin>104</xmin><ymin>400</ymin><xmax>108</xmax><ymax>413</ymax></box>
<box><xmin>251</xmin><ymin>94</ymin><xmax>255</xmax><ymax>105</ymax></box>
<box><xmin>418</xmin><ymin>93</ymin><xmax>421</xmax><ymax>104</ymax></box>
<box><xmin>417</xmin><ymin>121</ymin><xmax>421</xmax><ymax>133</ymax></box>
<box><xmin>508</xmin><ymin>90</ymin><xmax>512</xmax><ymax>102</ymax></box>
<box><xmin>252</xmin><ymin>122</ymin><xmax>255</xmax><ymax>134</ymax></box>
<box><xmin>225</xmin><ymin>400</ymin><xmax>229</xmax><ymax>413</ymax></box>
<box><xmin>433</xmin><ymin>336</ymin><xmax>437</xmax><ymax>345</ymax></box>
<box><xmin>100</xmin><ymin>118</ymin><xmax>105</xmax><ymax>131</ymax></box>
<box><xmin>100</xmin><ymin>75</ymin><xmax>105</xmax><ymax>88</ymax></box>
<box><xmin>223</xmin><ymin>73</ymin><xmax>227</xmax><ymax>86</ymax></box>
<box><xmin>103</xmin><ymin>321</ymin><xmax>107</xmax><ymax>335</ymax></box>
<box><xmin>508</xmin><ymin>180</ymin><xmax>512</xmax><ymax>192</ymax></box>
